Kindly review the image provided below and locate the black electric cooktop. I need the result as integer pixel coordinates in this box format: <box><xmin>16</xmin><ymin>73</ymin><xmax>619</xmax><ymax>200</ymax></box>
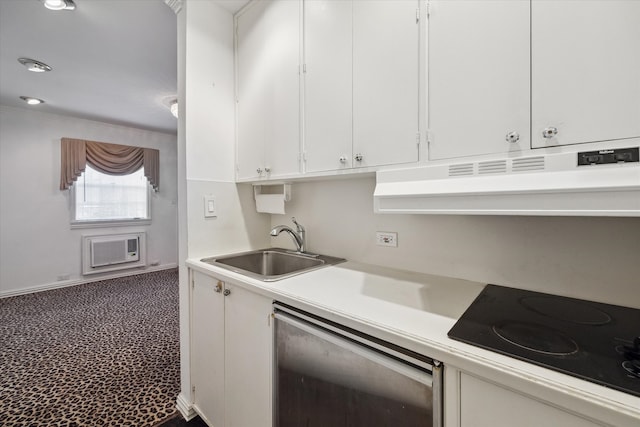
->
<box><xmin>448</xmin><ymin>285</ymin><xmax>640</xmax><ymax>397</ymax></box>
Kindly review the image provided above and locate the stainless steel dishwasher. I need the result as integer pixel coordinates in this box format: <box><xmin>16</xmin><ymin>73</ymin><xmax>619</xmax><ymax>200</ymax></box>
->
<box><xmin>274</xmin><ymin>303</ymin><xmax>443</xmax><ymax>427</ymax></box>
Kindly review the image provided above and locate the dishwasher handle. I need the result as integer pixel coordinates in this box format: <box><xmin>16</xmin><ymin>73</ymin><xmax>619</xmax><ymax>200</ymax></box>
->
<box><xmin>433</xmin><ymin>360</ymin><xmax>443</xmax><ymax>427</ymax></box>
<box><xmin>276</xmin><ymin>311</ymin><xmax>434</xmax><ymax>387</ymax></box>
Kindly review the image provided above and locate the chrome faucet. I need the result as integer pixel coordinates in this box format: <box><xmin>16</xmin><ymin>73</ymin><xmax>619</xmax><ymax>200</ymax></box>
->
<box><xmin>270</xmin><ymin>217</ymin><xmax>306</xmax><ymax>253</ymax></box>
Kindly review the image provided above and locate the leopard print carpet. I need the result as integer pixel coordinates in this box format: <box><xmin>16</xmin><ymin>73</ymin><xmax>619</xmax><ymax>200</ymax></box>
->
<box><xmin>0</xmin><ymin>269</ymin><xmax>181</xmax><ymax>427</ymax></box>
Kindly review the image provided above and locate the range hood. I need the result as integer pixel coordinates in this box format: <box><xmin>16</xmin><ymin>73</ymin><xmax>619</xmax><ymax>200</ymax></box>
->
<box><xmin>374</xmin><ymin>148</ymin><xmax>640</xmax><ymax>217</ymax></box>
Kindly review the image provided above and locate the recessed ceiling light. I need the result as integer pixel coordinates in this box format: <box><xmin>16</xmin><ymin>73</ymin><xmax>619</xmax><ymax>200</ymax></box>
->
<box><xmin>42</xmin><ymin>0</ymin><xmax>76</xmax><ymax>11</ymax></box>
<box><xmin>19</xmin><ymin>96</ymin><xmax>45</xmax><ymax>105</ymax></box>
<box><xmin>17</xmin><ymin>58</ymin><xmax>52</xmax><ymax>73</ymax></box>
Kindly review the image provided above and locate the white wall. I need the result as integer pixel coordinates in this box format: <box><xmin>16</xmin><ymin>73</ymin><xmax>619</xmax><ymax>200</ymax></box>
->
<box><xmin>0</xmin><ymin>105</ymin><xmax>178</xmax><ymax>295</ymax></box>
<box><xmin>271</xmin><ymin>177</ymin><xmax>640</xmax><ymax>308</ymax></box>
<box><xmin>183</xmin><ymin>0</ymin><xmax>269</xmax><ymax>260</ymax></box>
<box><xmin>177</xmin><ymin>0</ymin><xmax>270</xmax><ymax>417</ymax></box>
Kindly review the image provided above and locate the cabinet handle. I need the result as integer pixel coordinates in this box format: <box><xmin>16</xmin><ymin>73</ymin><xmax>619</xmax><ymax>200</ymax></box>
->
<box><xmin>339</xmin><ymin>156</ymin><xmax>347</xmax><ymax>164</ymax></box>
<box><xmin>354</xmin><ymin>153</ymin><xmax>364</xmax><ymax>162</ymax></box>
<box><xmin>215</xmin><ymin>281</ymin><xmax>223</xmax><ymax>293</ymax></box>
<box><xmin>223</xmin><ymin>289</ymin><xmax>231</xmax><ymax>296</ymax></box>
<box><xmin>505</xmin><ymin>131</ymin><xmax>520</xmax><ymax>143</ymax></box>
<box><xmin>542</xmin><ymin>127</ymin><xmax>558</xmax><ymax>139</ymax></box>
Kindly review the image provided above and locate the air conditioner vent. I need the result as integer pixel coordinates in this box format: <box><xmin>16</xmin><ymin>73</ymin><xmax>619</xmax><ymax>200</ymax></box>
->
<box><xmin>82</xmin><ymin>233</ymin><xmax>146</xmax><ymax>275</ymax></box>
<box><xmin>478</xmin><ymin>160</ymin><xmax>507</xmax><ymax>174</ymax></box>
<box><xmin>448</xmin><ymin>163</ymin><xmax>474</xmax><ymax>177</ymax></box>
<box><xmin>512</xmin><ymin>156</ymin><xmax>545</xmax><ymax>172</ymax></box>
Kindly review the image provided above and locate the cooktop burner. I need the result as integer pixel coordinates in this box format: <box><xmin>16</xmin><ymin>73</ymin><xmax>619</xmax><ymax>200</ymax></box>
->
<box><xmin>448</xmin><ymin>285</ymin><xmax>640</xmax><ymax>397</ymax></box>
<box><xmin>492</xmin><ymin>322</ymin><xmax>579</xmax><ymax>356</ymax></box>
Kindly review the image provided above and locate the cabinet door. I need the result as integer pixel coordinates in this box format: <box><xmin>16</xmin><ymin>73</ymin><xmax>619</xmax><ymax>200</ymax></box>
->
<box><xmin>303</xmin><ymin>0</ymin><xmax>353</xmax><ymax>173</ymax></box>
<box><xmin>459</xmin><ymin>373</ymin><xmax>603</xmax><ymax>427</ymax></box>
<box><xmin>352</xmin><ymin>0</ymin><xmax>420</xmax><ymax>168</ymax></box>
<box><xmin>224</xmin><ymin>284</ymin><xmax>273</xmax><ymax>427</ymax></box>
<box><xmin>428</xmin><ymin>0</ymin><xmax>530</xmax><ymax>161</ymax></box>
<box><xmin>237</xmin><ymin>1</ymin><xmax>266</xmax><ymax>180</ymax></box>
<box><xmin>237</xmin><ymin>0</ymin><xmax>301</xmax><ymax>180</ymax></box>
<box><xmin>191</xmin><ymin>271</ymin><xmax>225</xmax><ymax>427</ymax></box>
<box><xmin>531</xmin><ymin>0</ymin><xmax>640</xmax><ymax>148</ymax></box>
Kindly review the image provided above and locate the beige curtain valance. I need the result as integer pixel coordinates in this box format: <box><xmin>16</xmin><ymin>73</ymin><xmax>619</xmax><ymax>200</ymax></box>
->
<box><xmin>60</xmin><ymin>138</ymin><xmax>159</xmax><ymax>191</ymax></box>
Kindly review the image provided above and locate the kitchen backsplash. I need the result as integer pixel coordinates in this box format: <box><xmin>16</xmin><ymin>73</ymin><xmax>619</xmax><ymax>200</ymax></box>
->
<box><xmin>269</xmin><ymin>176</ymin><xmax>640</xmax><ymax>309</ymax></box>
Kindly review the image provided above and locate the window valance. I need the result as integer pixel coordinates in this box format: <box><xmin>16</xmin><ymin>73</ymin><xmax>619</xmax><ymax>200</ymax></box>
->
<box><xmin>60</xmin><ymin>138</ymin><xmax>159</xmax><ymax>192</ymax></box>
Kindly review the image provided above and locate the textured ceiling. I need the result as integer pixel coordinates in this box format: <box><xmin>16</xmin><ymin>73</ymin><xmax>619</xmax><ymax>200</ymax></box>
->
<box><xmin>0</xmin><ymin>0</ymin><xmax>178</xmax><ymax>134</ymax></box>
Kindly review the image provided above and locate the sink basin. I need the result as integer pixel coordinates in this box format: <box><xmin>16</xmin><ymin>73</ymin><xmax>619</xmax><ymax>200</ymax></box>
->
<box><xmin>201</xmin><ymin>248</ymin><xmax>345</xmax><ymax>281</ymax></box>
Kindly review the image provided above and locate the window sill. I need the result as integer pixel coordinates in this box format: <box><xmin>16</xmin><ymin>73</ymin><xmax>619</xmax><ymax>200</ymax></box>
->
<box><xmin>70</xmin><ymin>219</ymin><xmax>151</xmax><ymax>229</ymax></box>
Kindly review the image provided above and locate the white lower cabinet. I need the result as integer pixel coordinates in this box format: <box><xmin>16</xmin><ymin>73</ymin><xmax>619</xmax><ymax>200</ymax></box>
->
<box><xmin>190</xmin><ymin>270</ymin><xmax>273</xmax><ymax>427</ymax></box>
<box><xmin>457</xmin><ymin>373</ymin><xmax>603</xmax><ymax>427</ymax></box>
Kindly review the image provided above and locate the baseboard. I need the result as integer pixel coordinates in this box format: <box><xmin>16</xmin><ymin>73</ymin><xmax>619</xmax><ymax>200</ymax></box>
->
<box><xmin>0</xmin><ymin>263</ymin><xmax>179</xmax><ymax>298</ymax></box>
<box><xmin>176</xmin><ymin>392</ymin><xmax>197</xmax><ymax>421</ymax></box>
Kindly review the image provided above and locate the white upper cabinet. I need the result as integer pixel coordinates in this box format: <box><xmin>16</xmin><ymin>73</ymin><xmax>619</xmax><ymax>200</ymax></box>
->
<box><xmin>531</xmin><ymin>0</ymin><xmax>640</xmax><ymax>148</ymax></box>
<box><xmin>236</xmin><ymin>0</ymin><xmax>301</xmax><ymax>181</ymax></box>
<box><xmin>352</xmin><ymin>0</ymin><xmax>420</xmax><ymax>168</ymax></box>
<box><xmin>427</xmin><ymin>0</ymin><xmax>530</xmax><ymax>161</ymax></box>
<box><xmin>428</xmin><ymin>0</ymin><xmax>640</xmax><ymax>161</ymax></box>
<box><xmin>303</xmin><ymin>0</ymin><xmax>353</xmax><ymax>173</ymax></box>
<box><xmin>302</xmin><ymin>0</ymin><xmax>421</xmax><ymax>173</ymax></box>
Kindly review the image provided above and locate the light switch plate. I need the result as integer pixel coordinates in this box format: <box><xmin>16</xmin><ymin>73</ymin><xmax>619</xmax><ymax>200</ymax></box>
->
<box><xmin>204</xmin><ymin>195</ymin><xmax>217</xmax><ymax>218</ymax></box>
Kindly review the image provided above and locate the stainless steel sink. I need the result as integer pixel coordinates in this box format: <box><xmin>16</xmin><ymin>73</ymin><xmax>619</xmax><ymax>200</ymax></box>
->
<box><xmin>201</xmin><ymin>248</ymin><xmax>346</xmax><ymax>281</ymax></box>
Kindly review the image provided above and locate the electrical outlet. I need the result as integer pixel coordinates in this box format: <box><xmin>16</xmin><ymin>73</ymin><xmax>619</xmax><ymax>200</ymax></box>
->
<box><xmin>376</xmin><ymin>231</ymin><xmax>397</xmax><ymax>247</ymax></box>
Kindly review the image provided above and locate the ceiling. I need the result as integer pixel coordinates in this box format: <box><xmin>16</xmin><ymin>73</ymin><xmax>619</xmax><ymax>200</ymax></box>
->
<box><xmin>0</xmin><ymin>0</ymin><xmax>180</xmax><ymax>134</ymax></box>
<box><xmin>0</xmin><ymin>0</ymin><xmax>250</xmax><ymax>135</ymax></box>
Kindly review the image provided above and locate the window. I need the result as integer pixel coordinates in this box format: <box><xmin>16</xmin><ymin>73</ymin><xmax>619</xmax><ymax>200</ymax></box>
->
<box><xmin>72</xmin><ymin>165</ymin><xmax>150</xmax><ymax>224</ymax></box>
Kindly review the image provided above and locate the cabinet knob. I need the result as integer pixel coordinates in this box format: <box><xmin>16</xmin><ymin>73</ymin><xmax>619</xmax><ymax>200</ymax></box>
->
<box><xmin>264</xmin><ymin>166</ymin><xmax>271</xmax><ymax>173</ymax></box>
<box><xmin>215</xmin><ymin>281</ymin><xmax>223</xmax><ymax>293</ymax></box>
<box><xmin>339</xmin><ymin>156</ymin><xmax>347</xmax><ymax>164</ymax></box>
<box><xmin>354</xmin><ymin>153</ymin><xmax>364</xmax><ymax>162</ymax></box>
<box><xmin>256</xmin><ymin>167</ymin><xmax>263</xmax><ymax>174</ymax></box>
<box><xmin>223</xmin><ymin>289</ymin><xmax>231</xmax><ymax>296</ymax></box>
<box><xmin>505</xmin><ymin>131</ymin><xmax>520</xmax><ymax>143</ymax></box>
<box><xmin>542</xmin><ymin>127</ymin><xmax>558</xmax><ymax>139</ymax></box>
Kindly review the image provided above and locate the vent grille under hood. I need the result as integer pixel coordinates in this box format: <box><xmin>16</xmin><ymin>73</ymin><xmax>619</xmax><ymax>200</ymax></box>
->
<box><xmin>374</xmin><ymin>150</ymin><xmax>640</xmax><ymax>217</ymax></box>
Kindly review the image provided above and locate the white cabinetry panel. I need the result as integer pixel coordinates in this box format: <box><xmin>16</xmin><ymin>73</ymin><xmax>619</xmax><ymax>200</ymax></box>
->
<box><xmin>303</xmin><ymin>0</ymin><xmax>353</xmax><ymax>173</ymax></box>
<box><xmin>190</xmin><ymin>271</ymin><xmax>225</xmax><ymax>427</ymax></box>
<box><xmin>303</xmin><ymin>0</ymin><xmax>420</xmax><ymax>173</ymax></box>
<box><xmin>190</xmin><ymin>271</ymin><xmax>273</xmax><ymax>427</ymax></box>
<box><xmin>236</xmin><ymin>0</ymin><xmax>301</xmax><ymax>180</ymax></box>
<box><xmin>352</xmin><ymin>0</ymin><xmax>420</xmax><ymax>168</ymax></box>
<box><xmin>428</xmin><ymin>0</ymin><xmax>530</xmax><ymax>161</ymax></box>
<box><xmin>459</xmin><ymin>373</ymin><xmax>603</xmax><ymax>427</ymax></box>
<box><xmin>531</xmin><ymin>0</ymin><xmax>640</xmax><ymax>148</ymax></box>
<box><xmin>224</xmin><ymin>284</ymin><xmax>273</xmax><ymax>427</ymax></box>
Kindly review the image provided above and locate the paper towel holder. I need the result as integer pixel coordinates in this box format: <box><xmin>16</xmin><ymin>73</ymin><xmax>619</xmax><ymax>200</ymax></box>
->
<box><xmin>253</xmin><ymin>183</ymin><xmax>291</xmax><ymax>214</ymax></box>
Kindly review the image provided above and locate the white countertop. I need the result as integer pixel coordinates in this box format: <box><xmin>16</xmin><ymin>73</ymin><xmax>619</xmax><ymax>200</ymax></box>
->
<box><xmin>187</xmin><ymin>255</ymin><xmax>640</xmax><ymax>426</ymax></box>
